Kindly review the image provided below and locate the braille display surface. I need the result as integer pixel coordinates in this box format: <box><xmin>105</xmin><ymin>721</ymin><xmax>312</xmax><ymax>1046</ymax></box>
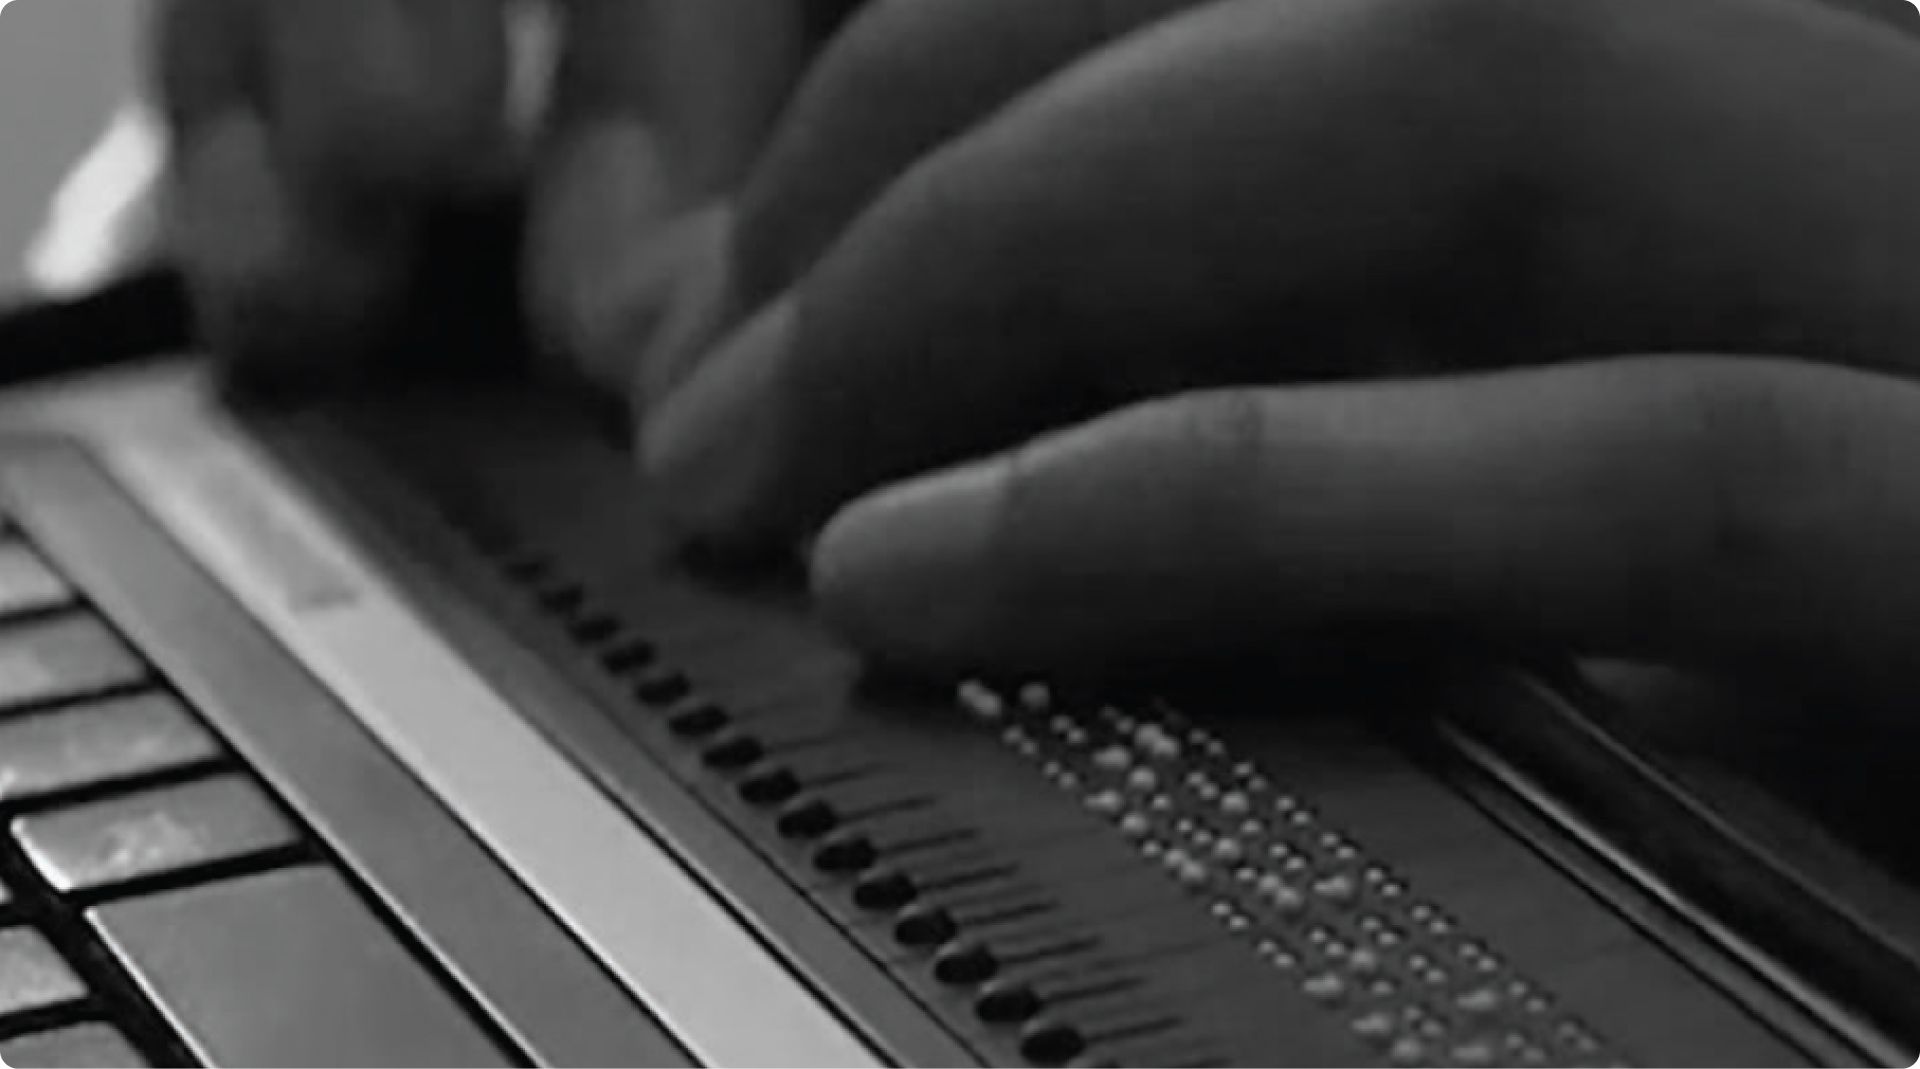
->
<box><xmin>251</xmin><ymin>382</ymin><xmax>1920</xmax><ymax>1069</ymax></box>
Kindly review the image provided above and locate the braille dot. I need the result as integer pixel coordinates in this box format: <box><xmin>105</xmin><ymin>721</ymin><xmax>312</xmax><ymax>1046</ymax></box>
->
<box><xmin>1176</xmin><ymin>860</ymin><xmax>1210</xmax><ymax>886</ymax></box>
<box><xmin>1018</xmin><ymin>683</ymin><xmax>1052</xmax><ymax>711</ymax></box>
<box><xmin>1221</xmin><ymin>791</ymin><xmax>1253</xmax><ymax>816</ymax></box>
<box><xmin>1093</xmin><ymin>745</ymin><xmax>1133</xmax><ymax>772</ymax></box>
<box><xmin>1085</xmin><ymin>790</ymin><xmax>1126</xmax><ymax>816</ymax></box>
<box><xmin>1456</xmin><ymin>988</ymin><xmax>1504</xmax><ymax>1016</ymax></box>
<box><xmin>1141</xmin><ymin>839</ymin><xmax>1164</xmax><ymax>858</ymax></box>
<box><xmin>1377</xmin><ymin>880</ymin><xmax>1407</xmax><ymax>899</ymax></box>
<box><xmin>1239</xmin><ymin>818</ymin><xmax>1267</xmax><ymax>837</ymax></box>
<box><xmin>1212</xmin><ymin>838</ymin><xmax>1245</xmax><ymax>863</ymax></box>
<box><xmin>1235</xmin><ymin>866</ymin><xmax>1259</xmax><ymax>883</ymax></box>
<box><xmin>1119</xmin><ymin>812</ymin><xmax>1153</xmax><ymax>838</ymax></box>
<box><xmin>1049</xmin><ymin>714</ymin><xmax>1076</xmax><ymax>734</ymax></box>
<box><xmin>1421</xmin><ymin>968</ymin><xmax>1450</xmax><ymax>986</ymax></box>
<box><xmin>1307</xmin><ymin>926</ymin><xmax>1333</xmax><ymax>946</ymax></box>
<box><xmin>1352</xmin><ymin>1011</ymin><xmax>1396</xmax><ymax>1040</ymax></box>
<box><xmin>1314</xmin><ymin>874</ymin><xmax>1359</xmax><ymax>906</ymax></box>
<box><xmin>1347</xmin><ymin>949</ymin><xmax>1383</xmax><ymax>975</ymax></box>
<box><xmin>1452</xmin><ymin>1040</ymin><xmax>1497</xmax><ymax>1066</ymax></box>
<box><xmin>1149</xmin><ymin>794</ymin><xmax>1174</xmax><ymax>813</ymax></box>
<box><xmin>959</xmin><ymin>682</ymin><xmax>1005</xmax><ymax>720</ymax></box>
<box><xmin>1388</xmin><ymin>1038</ymin><xmax>1427</xmax><ymax>1065</ymax></box>
<box><xmin>1302</xmin><ymin>973</ymin><xmax>1347</xmax><ymax>1002</ymax></box>
<box><xmin>1126</xmin><ymin>767</ymin><xmax>1159</xmax><ymax>792</ymax></box>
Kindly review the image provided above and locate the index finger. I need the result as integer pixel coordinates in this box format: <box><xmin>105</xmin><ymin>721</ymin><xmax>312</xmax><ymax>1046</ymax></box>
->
<box><xmin>642</xmin><ymin>0</ymin><xmax>1920</xmax><ymax>548</ymax></box>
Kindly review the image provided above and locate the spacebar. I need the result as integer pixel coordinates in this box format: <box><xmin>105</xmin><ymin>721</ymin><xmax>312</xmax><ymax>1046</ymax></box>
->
<box><xmin>91</xmin><ymin>866</ymin><xmax>510</xmax><ymax>1067</ymax></box>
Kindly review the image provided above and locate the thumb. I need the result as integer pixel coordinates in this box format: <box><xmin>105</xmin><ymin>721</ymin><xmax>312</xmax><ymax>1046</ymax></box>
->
<box><xmin>811</xmin><ymin>355</ymin><xmax>1920</xmax><ymax>698</ymax></box>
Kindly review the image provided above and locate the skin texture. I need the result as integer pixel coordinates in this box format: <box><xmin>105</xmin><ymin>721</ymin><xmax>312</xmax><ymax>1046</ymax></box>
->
<box><xmin>156</xmin><ymin>0</ymin><xmax>1920</xmax><ymax>701</ymax></box>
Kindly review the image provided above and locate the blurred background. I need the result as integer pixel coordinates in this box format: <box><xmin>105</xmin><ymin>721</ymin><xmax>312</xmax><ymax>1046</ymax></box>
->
<box><xmin>0</xmin><ymin>0</ymin><xmax>143</xmax><ymax>296</ymax></box>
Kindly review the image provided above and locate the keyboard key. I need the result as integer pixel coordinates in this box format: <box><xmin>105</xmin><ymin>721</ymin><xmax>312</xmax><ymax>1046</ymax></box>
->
<box><xmin>92</xmin><ymin>866</ymin><xmax>508</xmax><ymax>1067</ymax></box>
<box><xmin>1</xmin><ymin>1024</ymin><xmax>148</xmax><ymax>1068</ymax></box>
<box><xmin>0</xmin><ymin>929</ymin><xmax>87</xmax><ymax>1018</ymax></box>
<box><xmin>0</xmin><ymin>616</ymin><xmax>143</xmax><ymax>715</ymax></box>
<box><xmin>0</xmin><ymin>694</ymin><xmax>221</xmax><ymax>805</ymax></box>
<box><xmin>0</xmin><ymin>544</ymin><xmax>75</xmax><ymax>619</ymax></box>
<box><xmin>14</xmin><ymin>776</ymin><xmax>298</xmax><ymax>894</ymax></box>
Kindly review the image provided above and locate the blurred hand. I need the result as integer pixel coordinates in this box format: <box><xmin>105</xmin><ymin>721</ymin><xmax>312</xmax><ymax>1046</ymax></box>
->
<box><xmin>152</xmin><ymin>0</ymin><xmax>813</xmax><ymax>388</ymax></box>
<box><xmin>643</xmin><ymin>0</ymin><xmax>1920</xmax><ymax>698</ymax></box>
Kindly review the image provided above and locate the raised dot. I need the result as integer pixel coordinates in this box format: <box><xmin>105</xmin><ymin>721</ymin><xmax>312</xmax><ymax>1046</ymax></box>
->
<box><xmin>1221</xmin><ymin>790</ymin><xmax>1253</xmax><ymax>816</ymax></box>
<box><xmin>1093</xmin><ymin>745</ymin><xmax>1133</xmax><ymax>772</ymax></box>
<box><xmin>1347</xmin><ymin>949</ymin><xmax>1383</xmax><ymax>975</ymax></box>
<box><xmin>1018</xmin><ymin>683</ymin><xmax>1052</xmax><ymax>711</ymax></box>
<box><xmin>1149</xmin><ymin>794</ymin><xmax>1175</xmax><ymax>813</ymax></box>
<box><xmin>1388</xmin><ymin>1038</ymin><xmax>1427</xmax><ymax>1065</ymax></box>
<box><xmin>1376</xmin><ymin>880</ymin><xmax>1407</xmax><ymax>899</ymax></box>
<box><xmin>1351</xmin><ymin>1011</ymin><xmax>1397</xmax><ymax>1040</ymax></box>
<box><xmin>1119</xmin><ymin>812</ymin><xmax>1153</xmax><ymax>838</ymax></box>
<box><xmin>1141</xmin><ymin>839</ymin><xmax>1164</xmax><ymax>859</ymax></box>
<box><xmin>1126</xmin><ymin>767</ymin><xmax>1159</xmax><ymax>792</ymax></box>
<box><xmin>1459</xmin><ymin>982</ymin><xmax>1505</xmax><ymax>1013</ymax></box>
<box><xmin>1048</xmin><ymin>714</ymin><xmax>1075</xmax><ymax>734</ymax></box>
<box><xmin>1421</xmin><ymin>967</ymin><xmax>1450</xmax><ymax>986</ymax></box>
<box><xmin>1375</xmin><ymin>927</ymin><xmax>1405</xmax><ymax>948</ymax></box>
<box><xmin>1452</xmin><ymin>1040</ymin><xmax>1497</xmax><ymax>1066</ymax></box>
<box><xmin>1176</xmin><ymin>860</ymin><xmax>1210</xmax><ymax>887</ymax></box>
<box><xmin>958</xmin><ymin>681</ymin><xmax>1004</xmax><ymax>720</ymax></box>
<box><xmin>1313</xmin><ymin>874</ymin><xmax>1359</xmax><ymax>906</ymax></box>
<box><xmin>1212</xmin><ymin>838</ymin><xmax>1245</xmax><ymax>864</ymax></box>
<box><xmin>1085</xmin><ymin>790</ymin><xmax>1126</xmax><ymax>816</ymax></box>
<box><xmin>1409</xmin><ymin>902</ymin><xmax>1437</xmax><ymax>922</ymax></box>
<box><xmin>1302</xmin><ymin>973</ymin><xmax>1347</xmax><ymax>1002</ymax></box>
<box><xmin>1324</xmin><ymin>940</ymin><xmax>1350</xmax><ymax>959</ymax></box>
<box><xmin>1306</xmin><ymin>926</ymin><xmax>1333</xmax><ymax>946</ymax></box>
<box><xmin>1368</xmin><ymin>977</ymin><xmax>1398</xmax><ymax>998</ymax></box>
<box><xmin>1239</xmin><ymin>818</ymin><xmax>1267</xmax><ymax>837</ymax></box>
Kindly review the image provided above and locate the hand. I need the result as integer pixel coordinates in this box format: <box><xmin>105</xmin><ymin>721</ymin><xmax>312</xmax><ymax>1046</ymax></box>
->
<box><xmin>643</xmin><ymin>0</ymin><xmax>1920</xmax><ymax>699</ymax></box>
<box><xmin>152</xmin><ymin>0</ymin><xmax>814</xmax><ymax>389</ymax></box>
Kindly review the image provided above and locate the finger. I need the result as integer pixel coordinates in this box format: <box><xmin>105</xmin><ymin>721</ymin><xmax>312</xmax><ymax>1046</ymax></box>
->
<box><xmin>527</xmin><ymin>0</ymin><xmax>809</xmax><ymax>391</ymax></box>
<box><xmin>151</xmin><ymin>0</ymin><xmax>255</xmax><ymax>137</ymax></box>
<box><xmin>733</xmin><ymin>0</ymin><xmax>1215</xmax><ymax>305</ymax></box>
<box><xmin>159</xmin><ymin>0</ymin><xmax>512</xmax><ymax>379</ymax></box>
<box><xmin>812</xmin><ymin>355</ymin><xmax>1920</xmax><ymax>697</ymax></box>
<box><xmin>642</xmin><ymin>0</ymin><xmax>1920</xmax><ymax>547</ymax></box>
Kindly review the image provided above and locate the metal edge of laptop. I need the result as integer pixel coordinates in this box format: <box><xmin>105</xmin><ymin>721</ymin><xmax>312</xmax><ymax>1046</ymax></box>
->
<box><xmin>0</xmin><ymin>357</ymin><xmax>885</xmax><ymax>1069</ymax></box>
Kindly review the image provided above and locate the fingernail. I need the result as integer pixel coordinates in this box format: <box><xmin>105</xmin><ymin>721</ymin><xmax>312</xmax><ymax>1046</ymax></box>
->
<box><xmin>810</xmin><ymin>460</ymin><xmax>1007</xmax><ymax>669</ymax></box>
<box><xmin>640</xmin><ymin>296</ymin><xmax>796</xmax><ymax>541</ymax></box>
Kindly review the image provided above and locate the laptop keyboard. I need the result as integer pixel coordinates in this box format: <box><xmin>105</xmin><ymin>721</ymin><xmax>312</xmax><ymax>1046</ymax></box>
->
<box><xmin>0</xmin><ymin>530</ymin><xmax>501</xmax><ymax>1068</ymax></box>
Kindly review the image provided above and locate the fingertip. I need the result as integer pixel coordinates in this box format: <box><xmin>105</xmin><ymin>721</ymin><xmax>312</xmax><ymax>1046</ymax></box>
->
<box><xmin>524</xmin><ymin>121</ymin><xmax>679</xmax><ymax>389</ymax></box>
<box><xmin>810</xmin><ymin>461</ymin><xmax>1008</xmax><ymax>671</ymax></box>
<box><xmin>639</xmin><ymin>295</ymin><xmax>798</xmax><ymax>545</ymax></box>
<box><xmin>173</xmin><ymin>112</ymin><xmax>414</xmax><ymax>384</ymax></box>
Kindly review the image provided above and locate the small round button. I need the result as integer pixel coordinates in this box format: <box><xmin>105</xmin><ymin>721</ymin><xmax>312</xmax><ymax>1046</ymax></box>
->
<box><xmin>738</xmin><ymin>769</ymin><xmax>801</xmax><ymax>807</ymax></box>
<box><xmin>893</xmin><ymin>906</ymin><xmax>958</xmax><ymax>948</ymax></box>
<box><xmin>813</xmin><ymin>835</ymin><xmax>878</xmax><ymax>874</ymax></box>
<box><xmin>702</xmin><ymin>735</ymin><xmax>765</xmax><ymax>770</ymax></box>
<box><xmin>853</xmin><ymin>872</ymin><xmax>917</xmax><ymax>912</ymax></box>
<box><xmin>932</xmin><ymin>945</ymin><xmax>999</xmax><ymax>986</ymax></box>
<box><xmin>776</xmin><ymin>800</ymin><xmax>838</xmax><ymax>840</ymax></box>
<box><xmin>976</xmin><ymin>983</ymin><xmax>1042</xmax><ymax>1024</ymax></box>
<box><xmin>668</xmin><ymin>705</ymin><xmax>730</xmax><ymax>739</ymax></box>
<box><xmin>1020</xmin><ymin>1024</ymin><xmax>1087</xmax><ymax>1066</ymax></box>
